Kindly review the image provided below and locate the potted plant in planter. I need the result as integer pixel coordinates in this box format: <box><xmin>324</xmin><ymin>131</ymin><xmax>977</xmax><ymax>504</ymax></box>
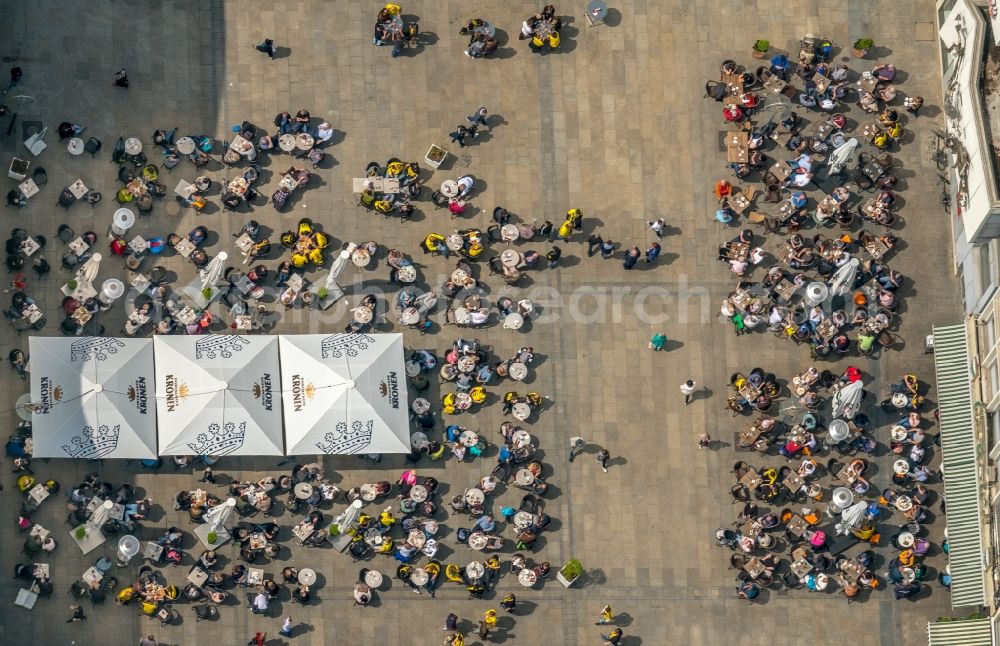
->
<box><xmin>201</xmin><ymin>287</ymin><xmax>213</xmax><ymax>300</ymax></box>
<box><xmin>852</xmin><ymin>38</ymin><xmax>873</xmax><ymax>58</ymax></box>
<box><xmin>556</xmin><ymin>559</ymin><xmax>583</xmax><ymax>588</ymax></box>
<box><xmin>67</xmin><ymin>279</ymin><xmax>78</xmax><ymax>291</ymax></box>
<box><xmin>74</xmin><ymin>526</ymin><xmax>87</xmax><ymax>540</ymax></box>
<box><xmin>751</xmin><ymin>40</ymin><xmax>769</xmax><ymax>59</ymax></box>
<box><xmin>329</xmin><ymin>523</ymin><xmax>340</xmax><ymax>537</ymax></box>
<box><xmin>207</xmin><ymin>531</ymin><xmax>218</xmax><ymax>545</ymax></box>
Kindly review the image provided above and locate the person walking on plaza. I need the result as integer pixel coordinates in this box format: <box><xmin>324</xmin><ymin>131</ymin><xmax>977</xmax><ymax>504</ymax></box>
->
<box><xmin>649</xmin><ymin>333</ymin><xmax>667</xmax><ymax>351</ymax></box>
<box><xmin>600</xmin><ymin>239</ymin><xmax>615</xmax><ymax>259</ymax></box>
<box><xmin>538</xmin><ymin>220</ymin><xmax>554</xmax><ymax>240</ymax></box>
<box><xmin>595</xmin><ymin>604</ymin><xmax>614</xmax><ymax>625</ymax></box>
<box><xmin>596</xmin><ymin>448</ymin><xmax>611</xmax><ymax>473</ymax></box>
<box><xmin>139</xmin><ymin>636</ymin><xmax>158</xmax><ymax>646</ymax></box>
<box><xmin>648</xmin><ymin>218</ymin><xmax>665</xmax><ymax>238</ymax></box>
<box><xmin>67</xmin><ymin>604</ymin><xmax>86</xmax><ymax>622</ymax></box>
<box><xmin>587</xmin><ymin>233</ymin><xmax>603</xmax><ymax>257</ymax></box>
<box><xmin>500</xmin><ymin>592</ymin><xmax>516</xmax><ymax>613</ymax></box>
<box><xmin>546</xmin><ymin>245</ymin><xmax>562</xmax><ymax>269</ymax></box>
<box><xmin>467</xmin><ymin>106</ymin><xmax>489</xmax><ymax>130</ymax></box>
<box><xmin>568</xmin><ymin>436</ymin><xmax>585</xmax><ymax>462</ymax></box>
<box><xmin>279</xmin><ymin>616</ymin><xmax>294</xmax><ymax>637</ymax></box>
<box><xmin>699</xmin><ymin>432</ymin><xmax>712</xmax><ymax>449</ymax></box>
<box><xmin>114</xmin><ymin>68</ymin><xmax>129</xmax><ymax>88</ymax></box>
<box><xmin>557</xmin><ymin>219</ymin><xmax>573</xmax><ymax>242</ymax></box>
<box><xmin>198</xmin><ymin>466</ymin><xmax>215</xmax><ymax>484</ymax></box>
<box><xmin>623</xmin><ymin>246</ymin><xmax>640</xmax><ymax>270</ymax></box>
<box><xmin>602</xmin><ymin>627</ymin><xmax>624</xmax><ymax>645</ymax></box>
<box><xmin>681</xmin><ymin>379</ymin><xmax>696</xmax><ymax>404</ymax></box>
<box><xmin>252</xmin><ymin>39</ymin><xmax>276</xmax><ymax>59</ymax></box>
<box><xmin>248</xmin><ymin>633</ymin><xmax>266</xmax><ymax>646</ymax></box>
<box><xmin>645</xmin><ymin>242</ymin><xmax>661</xmax><ymax>264</ymax></box>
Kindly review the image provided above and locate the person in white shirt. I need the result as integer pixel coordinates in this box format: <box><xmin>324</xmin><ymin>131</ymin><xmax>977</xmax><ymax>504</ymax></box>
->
<box><xmin>568</xmin><ymin>436</ymin><xmax>585</xmax><ymax>461</ymax></box>
<box><xmin>252</xmin><ymin>591</ymin><xmax>269</xmax><ymax>614</ymax></box>
<box><xmin>314</xmin><ymin>122</ymin><xmax>334</xmax><ymax>145</ymax></box>
<box><xmin>648</xmin><ymin>218</ymin><xmax>665</xmax><ymax>238</ymax></box>
<box><xmin>680</xmin><ymin>380</ymin><xmax>696</xmax><ymax>405</ymax></box>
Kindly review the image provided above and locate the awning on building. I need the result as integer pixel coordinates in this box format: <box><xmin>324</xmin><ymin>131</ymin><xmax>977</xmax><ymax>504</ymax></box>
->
<box><xmin>933</xmin><ymin>323</ymin><xmax>989</xmax><ymax>609</ymax></box>
<box><xmin>927</xmin><ymin>617</ymin><xmax>992</xmax><ymax>646</ymax></box>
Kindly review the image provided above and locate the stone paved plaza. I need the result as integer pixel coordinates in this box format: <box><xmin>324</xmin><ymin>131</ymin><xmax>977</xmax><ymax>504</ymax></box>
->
<box><xmin>0</xmin><ymin>1</ymin><xmax>961</xmax><ymax>644</ymax></box>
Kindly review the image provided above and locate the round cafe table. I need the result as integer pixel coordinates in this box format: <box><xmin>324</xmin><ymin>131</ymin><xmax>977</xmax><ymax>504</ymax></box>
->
<box><xmin>405</xmin><ymin>360</ymin><xmax>420</xmax><ymax>378</ymax></box>
<box><xmin>364</xmin><ymin>527</ymin><xmax>384</xmax><ymax>546</ymax></box>
<box><xmin>455</xmin><ymin>392</ymin><xmax>473</xmax><ymax>410</ymax></box>
<box><xmin>503</xmin><ymin>312</ymin><xmax>524</xmax><ymax>330</ymax></box>
<box><xmin>409</xmin><ymin>484</ymin><xmax>428</xmax><ymax>503</ymax></box>
<box><xmin>894</xmin><ymin>495</ymin><xmax>913</xmax><ymax>512</ymax></box>
<box><xmin>176</xmin><ymin>137</ymin><xmax>197</xmax><ymax>155</ymax></box>
<box><xmin>298</xmin><ymin>568</ymin><xmax>317</xmax><ymax>586</ymax></box>
<box><xmin>67</xmin><ymin>137</ymin><xmax>85</xmax><ymax>155</ymax></box>
<box><xmin>410</xmin><ymin>567</ymin><xmax>429</xmax><ymax>586</ymax></box>
<box><xmin>501</xmin><ymin>249</ymin><xmax>522</xmax><ymax>268</ymax></box>
<box><xmin>446</xmin><ymin>234</ymin><xmax>464</xmax><ymax>251</ymax></box>
<box><xmin>353</xmin><ymin>307</ymin><xmax>373</xmax><ymax>324</ymax></box>
<box><xmin>360</xmin><ymin>483</ymin><xmax>378</xmax><ymax>502</ymax></box>
<box><xmin>124</xmin><ymin>137</ymin><xmax>143</xmax><ymax>155</ymax></box>
<box><xmin>454</xmin><ymin>308</ymin><xmax>471</xmax><ymax>325</ymax></box>
<box><xmin>451</xmin><ymin>268</ymin><xmax>469</xmax><ymax>284</ymax></box>
<box><xmin>501</xmin><ymin>224</ymin><xmax>519</xmax><ymax>242</ymax></box>
<box><xmin>518</xmin><ymin>569</ymin><xmax>537</xmax><ymax>587</ymax></box>
<box><xmin>410</xmin><ymin>431</ymin><xmax>429</xmax><ymax>450</ymax></box>
<box><xmin>511</xmin><ymin>429</ymin><xmax>531</xmax><ymax>447</ymax></box>
<box><xmin>518</xmin><ymin>223</ymin><xmax>536</xmax><ymax>239</ymax></box>
<box><xmin>509</xmin><ymin>362</ymin><xmax>528</xmax><ymax>381</ymax></box>
<box><xmin>464</xmin><ymin>488</ymin><xmax>485</xmax><ymax>506</ymax></box>
<box><xmin>890</xmin><ymin>425</ymin><xmax>908</xmax><ymax>441</ymax></box>
<box><xmin>440</xmin><ymin>180</ymin><xmax>459</xmax><ymax>198</ymax></box>
<box><xmin>399</xmin><ymin>307</ymin><xmax>420</xmax><ymax>326</ymax></box>
<box><xmin>457</xmin><ymin>356</ymin><xmax>477</xmax><ymax>373</ymax></box>
<box><xmin>515</xmin><ymin>469</ymin><xmax>535</xmax><ymax>486</ymax></box>
<box><xmin>512</xmin><ymin>402</ymin><xmax>531</xmax><ymax>421</ymax></box>
<box><xmin>587</xmin><ymin>0</ymin><xmax>609</xmax><ymax>21</ymax></box>
<box><xmin>278</xmin><ymin>134</ymin><xmax>297</xmax><ymax>152</ymax></box>
<box><xmin>459</xmin><ymin>430</ymin><xmax>479</xmax><ymax>447</ymax></box>
<box><xmin>397</xmin><ymin>265</ymin><xmax>417</xmax><ymax>283</ymax></box>
<box><xmin>900</xmin><ymin>566</ymin><xmax>916</xmax><ymax>583</ymax></box>
<box><xmin>468</xmin><ymin>532</ymin><xmax>489</xmax><ymax>551</ymax></box>
<box><xmin>412</xmin><ymin>398</ymin><xmax>431</xmax><ymax>415</ymax></box>
<box><xmin>294</xmin><ymin>482</ymin><xmax>314</xmax><ymax>500</ymax></box>
<box><xmin>228</xmin><ymin>177</ymin><xmax>248</xmax><ymax>195</ymax></box>
<box><xmin>365</xmin><ymin>569</ymin><xmax>383</xmax><ymax>588</ymax></box>
<box><xmin>513</xmin><ymin>511</ymin><xmax>533</xmax><ymax>529</ymax></box>
<box><xmin>897</xmin><ymin>531</ymin><xmax>915</xmax><ymax>548</ymax></box>
<box><xmin>352</xmin><ymin>248</ymin><xmax>371</xmax><ymax>267</ymax></box>
<box><xmin>893</xmin><ymin>459</ymin><xmax>910</xmax><ymax>475</ymax></box>
<box><xmin>407</xmin><ymin>529</ymin><xmax>427</xmax><ymax>548</ymax></box>
<box><xmin>296</xmin><ymin>133</ymin><xmax>314</xmax><ymax>150</ymax></box>
<box><xmin>465</xmin><ymin>561</ymin><xmax>485</xmax><ymax>581</ymax></box>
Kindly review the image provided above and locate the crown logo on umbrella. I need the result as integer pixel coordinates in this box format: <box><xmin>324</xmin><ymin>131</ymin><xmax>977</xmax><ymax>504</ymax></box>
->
<box><xmin>187</xmin><ymin>421</ymin><xmax>246</xmax><ymax>456</ymax></box>
<box><xmin>70</xmin><ymin>338</ymin><xmax>126</xmax><ymax>362</ymax></box>
<box><xmin>321</xmin><ymin>333</ymin><xmax>374</xmax><ymax>359</ymax></box>
<box><xmin>315</xmin><ymin>420</ymin><xmax>373</xmax><ymax>454</ymax></box>
<box><xmin>61</xmin><ymin>424</ymin><xmax>120</xmax><ymax>458</ymax></box>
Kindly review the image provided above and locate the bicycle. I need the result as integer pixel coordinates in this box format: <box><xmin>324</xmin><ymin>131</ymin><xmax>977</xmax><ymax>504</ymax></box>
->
<box><xmin>931</xmin><ymin>129</ymin><xmax>950</xmax><ymax>171</ymax></box>
<box><xmin>938</xmin><ymin>174</ymin><xmax>951</xmax><ymax>214</ymax></box>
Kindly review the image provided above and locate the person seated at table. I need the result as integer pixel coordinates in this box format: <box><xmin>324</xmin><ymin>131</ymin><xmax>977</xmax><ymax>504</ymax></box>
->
<box><xmin>160</xmin><ymin>527</ymin><xmax>183</xmax><ymax>548</ymax></box>
<box><xmin>188</xmin><ymin>226</ymin><xmax>208</xmax><ymax>247</ymax></box>
<box><xmin>196</xmin><ymin>550</ymin><xmax>219</xmax><ymax>571</ymax></box>
<box><xmin>293</xmin><ymin>110</ymin><xmax>310</xmax><ymax>132</ymax></box>
<box><xmin>872</xmin><ymin>63</ymin><xmax>897</xmax><ymax>82</ymax></box>
<box><xmin>739</xmin><ymin>92</ymin><xmax>759</xmax><ymax>110</ymax></box>
<box><xmin>876</xmin><ymin>84</ymin><xmax>897</xmax><ymax>103</ymax></box>
<box><xmin>6</xmin><ymin>189</ymin><xmax>26</xmax><ymax>208</ymax></box>
<box><xmin>858</xmin><ymin>91</ymin><xmax>879</xmax><ymax>113</ymax></box>
<box><xmin>722</xmin><ymin>104</ymin><xmax>744</xmax><ymax>122</ymax></box>
<box><xmin>798</xmin><ymin>92</ymin><xmax>817</xmax><ymax>108</ymax></box>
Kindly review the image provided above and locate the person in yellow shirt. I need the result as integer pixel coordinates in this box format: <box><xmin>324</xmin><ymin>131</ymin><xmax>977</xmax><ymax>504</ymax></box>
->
<box><xmin>557</xmin><ymin>219</ymin><xmax>573</xmax><ymax>241</ymax></box>
<box><xmin>596</xmin><ymin>604</ymin><xmax>614</xmax><ymax>624</ymax></box>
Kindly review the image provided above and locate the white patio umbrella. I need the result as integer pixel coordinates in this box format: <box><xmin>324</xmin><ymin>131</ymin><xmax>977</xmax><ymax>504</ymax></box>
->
<box><xmin>278</xmin><ymin>334</ymin><xmax>411</xmax><ymax>455</ymax></box>
<box><xmin>325</xmin><ymin>244</ymin><xmax>356</xmax><ymax>289</ymax></box>
<box><xmin>829</xmin><ymin>258</ymin><xmax>860</xmax><ymax>297</ymax></box>
<box><xmin>87</xmin><ymin>499</ymin><xmax>114</xmax><ymax>531</ymax></box>
<box><xmin>200</xmin><ymin>251</ymin><xmax>228</xmax><ymax>288</ymax></box>
<box><xmin>195</xmin><ymin>497</ymin><xmax>237</xmax><ymax>548</ymax></box>
<box><xmin>835</xmin><ymin>501</ymin><xmax>868</xmax><ymax>535</ymax></box>
<box><xmin>830</xmin><ymin>380</ymin><xmax>864</xmax><ymax>419</ymax></box>
<box><xmin>79</xmin><ymin>253</ymin><xmax>102</xmax><ymax>283</ymax></box>
<box><xmin>826</xmin><ymin>137</ymin><xmax>858</xmax><ymax>177</ymax></box>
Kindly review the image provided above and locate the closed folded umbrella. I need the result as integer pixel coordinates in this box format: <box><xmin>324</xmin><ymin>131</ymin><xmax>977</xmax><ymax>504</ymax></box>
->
<box><xmin>79</xmin><ymin>253</ymin><xmax>102</xmax><ymax>284</ymax></box>
<box><xmin>829</xmin><ymin>258</ymin><xmax>859</xmax><ymax>297</ymax></box>
<box><xmin>199</xmin><ymin>251</ymin><xmax>228</xmax><ymax>288</ymax></box>
<box><xmin>831</xmin><ymin>380</ymin><xmax>864</xmax><ymax>419</ymax></box>
<box><xmin>835</xmin><ymin>501</ymin><xmax>868</xmax><ymax>535</ymax></box>
<box><xmin>826</xmin><ymin>138</ymin><xmax>858</xmax><ymax>177</ymax></box>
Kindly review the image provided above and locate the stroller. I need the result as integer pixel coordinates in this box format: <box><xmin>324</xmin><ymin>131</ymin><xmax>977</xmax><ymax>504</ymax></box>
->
<box><xmin>798</xmin><ymin>34</ymin><xmax>817</xmax><ymax>66</ymax></box>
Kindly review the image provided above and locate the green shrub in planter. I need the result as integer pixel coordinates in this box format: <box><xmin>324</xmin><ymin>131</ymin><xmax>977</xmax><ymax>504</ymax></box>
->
<box><xmin>207</xmin><ymin>531</ymin><xmax>218</xmax><ymax>544</ymax></box>
<box><xmin>329</xmin><ymin>523</ymin><xmax>340</xmax><ymax>536</ymax></box>
<box><xmin>560</xmin><ymin>559</ymin><xmax>583</xmax><ymax>580</ymax></box>
<box><xmin>75</xmin><ymin>527</ymin><xmax>87</xmax><ymax>540</ymax></box>
<box><xmin>752</xmin><ymin>39</ymin><xmax>770</xmax><ymax>53</ymax></box>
